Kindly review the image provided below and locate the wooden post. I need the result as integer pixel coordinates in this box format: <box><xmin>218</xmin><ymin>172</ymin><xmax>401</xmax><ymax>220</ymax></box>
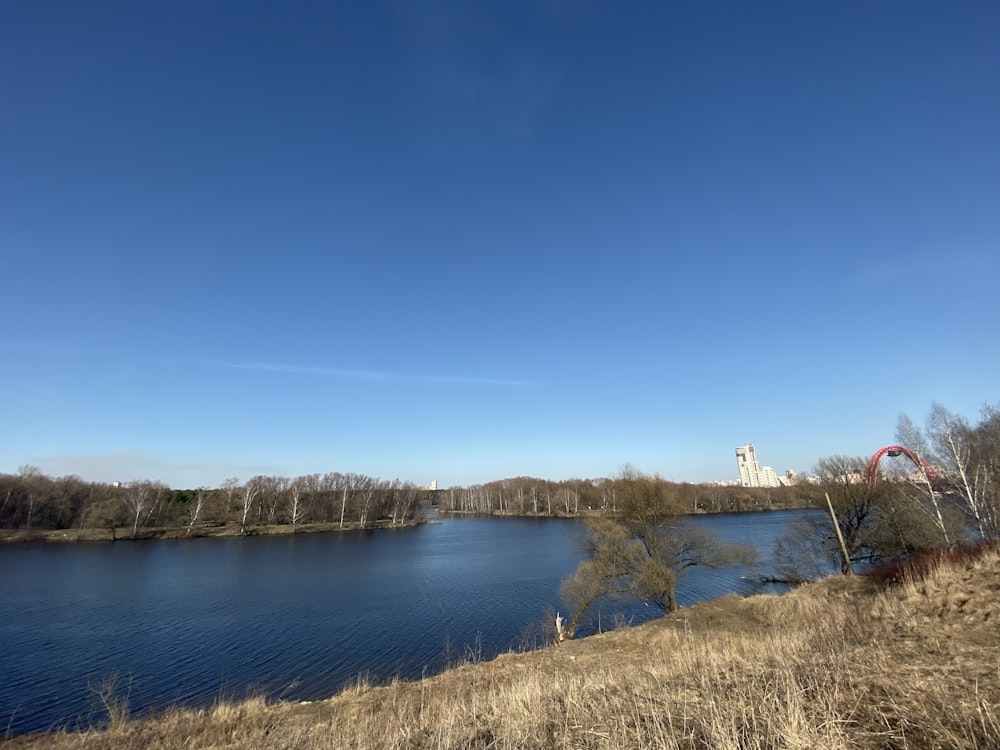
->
<box><xmin>825</xmin><ymin>492</ymin><xmax>854</xmax><ymax>575</ymax></box>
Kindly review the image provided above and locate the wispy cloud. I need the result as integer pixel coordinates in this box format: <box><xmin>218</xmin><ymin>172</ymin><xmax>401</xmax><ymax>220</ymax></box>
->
<box><xmin>852</xmin><ymin>249</ymin><xmax>995</xmax><ymax>287</ymax></box>
<box><xmin>226</xmin><ymin>362</ymin><xmax>536</xmax><ymax>387</ymax></box>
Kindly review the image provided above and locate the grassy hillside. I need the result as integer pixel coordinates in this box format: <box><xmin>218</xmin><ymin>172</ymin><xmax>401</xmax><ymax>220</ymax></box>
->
<box><xmin>5</xmin><ymin>546</ymin><xmax>998</xmax><ymax>749</ymax></box>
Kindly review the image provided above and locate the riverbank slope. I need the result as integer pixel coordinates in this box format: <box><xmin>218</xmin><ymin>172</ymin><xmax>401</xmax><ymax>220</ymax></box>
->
<box><xmin>5</xmin><ymin>545</ymin><xmax>998</xmax><ymax>749</ymax></box>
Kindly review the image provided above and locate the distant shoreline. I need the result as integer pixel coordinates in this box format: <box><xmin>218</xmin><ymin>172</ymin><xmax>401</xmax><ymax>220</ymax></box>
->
<box><xmin>0</xmin><ymin>518</ymin><xmax>425</xmax><ymax>544</ymax></box>
<box><xmin>0</xmin><ymin>503</ymin><xmax>815</xmax><ymax>544</ymax></box>
<box><xmin>437</xmin><ymin>504</ymin><xmax>813</xmax><ymax>519</ymax></box>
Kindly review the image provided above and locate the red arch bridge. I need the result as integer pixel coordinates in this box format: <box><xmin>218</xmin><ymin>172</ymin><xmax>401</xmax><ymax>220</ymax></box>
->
<box><xmin>864</xmin><ymin>445</ymin><xmax>939</xmax><ymax>485</ymax></box>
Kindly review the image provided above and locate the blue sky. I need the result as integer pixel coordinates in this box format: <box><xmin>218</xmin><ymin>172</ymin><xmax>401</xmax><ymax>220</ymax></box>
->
<box><xmin>2</xmin><ymin>1</ymin><xmax>998</xmax><ymax>489</ymax></box>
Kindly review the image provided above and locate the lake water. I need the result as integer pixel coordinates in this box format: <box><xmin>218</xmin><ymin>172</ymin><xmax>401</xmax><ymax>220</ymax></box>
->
<box><xmin>0</xmin><ymin>509</ymin><xmax>819</xmax><ymax>736</ymax></box>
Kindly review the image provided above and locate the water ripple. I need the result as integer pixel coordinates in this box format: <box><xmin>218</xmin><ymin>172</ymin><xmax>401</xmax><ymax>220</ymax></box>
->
<box><xmin>0</xmin><ymin>511</ymin><xmax>818</xmax><ymax>735</ymax></box>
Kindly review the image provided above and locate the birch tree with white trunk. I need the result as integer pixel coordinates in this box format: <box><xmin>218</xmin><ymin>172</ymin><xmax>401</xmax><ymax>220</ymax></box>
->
<box><xmin>185</xmin><ymin>488</ymin><xmax>207</xmax><ymax>534</ymax></box>
<box><xmin>925</xmin><ymin>402</ymin><xmax>999</xmax><ymax>541</ymax></box>
<box><xmin>125</xmin><ymin>480</ymin><xmax>166</xmax><ymax>539</ymax></box>
<box><xmin>895</xmin><ymin>413</ymin><xmax>953</xmax><ymax>547</ymax></box>
<box><xmin>287</xmin><ymin>475</ymin><xmax>309</xmax><ymax>531</ymax></box>
<box><xmin>239</xmin><ymin>476</ymin><xmax>264</xmax><ymax>535</ymax></box>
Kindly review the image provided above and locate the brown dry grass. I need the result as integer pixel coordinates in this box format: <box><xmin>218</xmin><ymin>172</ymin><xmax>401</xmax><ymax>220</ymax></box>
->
<box><xmin>5</xmin><ymin>546</ymin><xmax>998</xmax><ymax>749</ymax></box>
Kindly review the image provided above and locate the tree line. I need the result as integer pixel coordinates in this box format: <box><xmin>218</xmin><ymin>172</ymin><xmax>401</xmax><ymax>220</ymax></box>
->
<box><xmin>438</xmin><ymin>475</ymin><xmax>811</xmax><ymax>516</ymax></box>
<box><xmin>0</xmin><ymin>470</ymin><xmax>426</xmax><ymax>539</ymax></box>
<box><xmin>0</xmin><ymin>467</ymin><xmax>811</xmax><ymax>540</ymax></box>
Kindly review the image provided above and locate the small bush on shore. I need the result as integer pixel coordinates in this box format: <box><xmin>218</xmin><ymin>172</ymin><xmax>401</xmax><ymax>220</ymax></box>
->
<box><xmin>865</xmin><ymin>541</ymin><xmax>996</xmax><ymax>585</ymax></box>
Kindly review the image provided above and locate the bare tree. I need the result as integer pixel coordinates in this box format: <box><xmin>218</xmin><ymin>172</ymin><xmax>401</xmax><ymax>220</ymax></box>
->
<box><xmin>819</xmin><ymin>456</ymin><xmax>889</xmax><ymax>572</ymax></box>
<box><xmin>891</xmin><ymin>413</ymin><xmax>953</xmax><ymax>546</ymax></box>
<box><xmin>353</xmin><ymin>475</ymin><xmax>381</xmax><ymax>528</ymax></box>
<box><xmin>257</xmin><ymin>475</ymin><xmax>289</xmax><ymax>525</ymax></box>
<box><xmin>185</xmin><ymin>488</ymin><xmax>207</xmax><ymax>535</ymax></box>
<box><xmin>926</xmin><ymin>402</ymin><xmax>999</xmax><ymax>541</ymax></box>
<box><xmin>559</xmin><ymin>487</ymin><xmax>578</xmax><ymax>515</ymax></box>
<box><xmin>559</xmin><ymin>466</ymin><xmax>755</xmax><ymax>637</ymax></box>
<box><xmin>328</xmin><ymin>472</ymin><xmax>350</xmax><ymax>528</ymax></box>
<box><xmin>388</xmin><ymin>481</ymin><xmax>420</xmax><ymax>526</ymax></box>
<box><xmin>287</xmin><ymin>475</ymin><xmax>309</xmax><ymax>531</ymax></box>
<box><xmin>17</xmin><ymin>465</ymin><xmax>43</xmax><ymax>530</ymax></box>
<box><xmin>124</xmin><ymin>480</ymin><xmax>167</xmax><ymax>539</ymax></box>
<box><xmin>559</xmin><ymin>518</ymin><xmax>636</xmax><ymax>634</ymax></box>
<box><xmin>344</xmin><ymin>473</ymin><xmax>359</xmax><ymax>527</ymax></box>
<box><xmin>773</xmin><ymin>455</ymin><xmax>941</xmax><ymax>581</ymax></box>
<box><xmin>969</xmin><ymin>404</ymin><xmax>1000</xmax><ymax>540</ymax></box>
<box><xmin>238</xmin><ymin>476</ymin><xmax>264</xmax><ymax>535</ymax></box>
<box><xmin>220</xmin><ymin>477</ymin><xmax>240</xmax><ymax>527</ymax></box>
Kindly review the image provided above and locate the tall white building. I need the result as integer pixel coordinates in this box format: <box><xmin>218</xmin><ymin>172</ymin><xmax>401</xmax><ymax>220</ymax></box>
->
<box><xmin>735</xmin><ymin>443</ymin><xmax>780</xmax><ymax>488</ymax></box>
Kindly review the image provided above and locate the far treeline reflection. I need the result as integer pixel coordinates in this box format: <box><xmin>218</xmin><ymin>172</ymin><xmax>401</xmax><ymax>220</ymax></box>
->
<box><xmin>0</xmin><ymin>469</ymin><xmax>811</xmax><ymax>541</ymax></box>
